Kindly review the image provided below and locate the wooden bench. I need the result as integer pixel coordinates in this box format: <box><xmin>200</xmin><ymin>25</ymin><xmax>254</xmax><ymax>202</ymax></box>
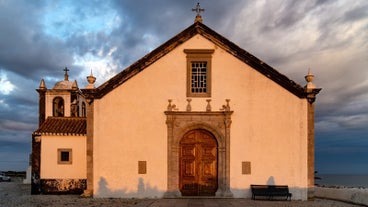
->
<box><xmin>251</xmin><ymin>185</ymin><xmax>292</xmax><ymax>200</ymax></box>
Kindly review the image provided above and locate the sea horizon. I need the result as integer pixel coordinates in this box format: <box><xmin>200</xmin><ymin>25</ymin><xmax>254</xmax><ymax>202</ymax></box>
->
<box><xmin>315</xmin><ymin>174</ymin><xmax>368</xmax><ymax>188</ymax></box>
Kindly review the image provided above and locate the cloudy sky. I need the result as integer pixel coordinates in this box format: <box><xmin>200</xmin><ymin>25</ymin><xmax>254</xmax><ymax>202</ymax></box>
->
<box><xmin>0</xmin><ymin>0</ymin><xmax>367</xmax><ymax>174</ymax></box>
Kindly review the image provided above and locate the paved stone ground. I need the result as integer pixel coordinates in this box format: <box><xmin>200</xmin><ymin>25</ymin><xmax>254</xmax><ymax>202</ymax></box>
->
<box><xmin>0</xmin><ymin>181</ymin><xmax>364</xmax><ymax>207</ymax></box>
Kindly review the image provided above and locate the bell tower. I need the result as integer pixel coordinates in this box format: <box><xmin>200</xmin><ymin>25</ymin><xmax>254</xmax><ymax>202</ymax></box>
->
<box><xmin>36</xmin><ymin>67</ymin><xmax>87</xmax><ymax>126</ymax></box>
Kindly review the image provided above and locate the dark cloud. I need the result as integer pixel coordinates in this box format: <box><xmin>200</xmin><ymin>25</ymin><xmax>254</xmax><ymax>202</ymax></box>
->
<box><xmin>112</xmin><ymin>0</ymin><xmax>191</xmax><ymax>33</ymax></box>
<box><xmin>343</xmin><ymin>3</ymin><xmax>368</xmax><ymax>22</ymax></box>
<box><xmin>0</xmin><ymin>1</ymin><xmax>74</xmax><ymax>80</ymax></box>
<box><xmin>0</xmin><ymin>120</ymin><xmax>33</xmax><ymax>134</ymax></box>
<box><xmin>264</xmin><ymin>1</ymin><xmax>313</xmax><ymax>30</ymax></box>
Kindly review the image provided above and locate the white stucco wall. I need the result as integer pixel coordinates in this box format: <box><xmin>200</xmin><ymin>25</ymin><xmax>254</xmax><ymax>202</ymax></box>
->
<box><xmin>40</xmin><ymin>135</ymin><xmax>86</xmax><ymax>179</ymax></box>
<box><xmin>92</xmin><ymin>34</ymin><xmax>308</xmax><ymax>199</ymax></box>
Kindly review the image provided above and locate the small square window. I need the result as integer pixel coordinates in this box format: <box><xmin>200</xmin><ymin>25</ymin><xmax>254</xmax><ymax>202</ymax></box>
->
<box><xmin>58</xmin><ymin>149</ymin><xmax>72</xmax><ymax>164</ymax></box>
<box><xmin>61</xmin><ymin>151</ymin><xmax>70</xmax><ymax>161</ymax></box>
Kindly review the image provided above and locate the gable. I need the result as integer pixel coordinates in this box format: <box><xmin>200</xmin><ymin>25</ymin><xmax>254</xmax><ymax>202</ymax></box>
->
<box><xmin>82</xmin><ymin>22</ymin><xmax>306</xmax><ymax>99</ymax></box>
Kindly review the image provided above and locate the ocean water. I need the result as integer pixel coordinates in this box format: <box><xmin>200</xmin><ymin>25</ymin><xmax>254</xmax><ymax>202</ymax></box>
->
<box><xmin>315</xmin><ymin>174</ymin><xmax>368</xmax><ymax>188</ymax></box>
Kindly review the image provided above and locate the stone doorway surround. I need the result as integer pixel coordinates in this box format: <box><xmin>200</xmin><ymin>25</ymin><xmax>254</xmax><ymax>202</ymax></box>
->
<box><xmin>164</xmin><ymin>99</ymin><xmax>233</xmax><ymax>197</ymax></box>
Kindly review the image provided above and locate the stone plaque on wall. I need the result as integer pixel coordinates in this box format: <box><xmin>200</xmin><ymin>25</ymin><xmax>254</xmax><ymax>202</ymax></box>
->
<box><xmin>242</xmin><ymin>161</ymin><xmax>251</xmax><ymax>175</ymax></box>
<box><xmin>138</xmin><ymin>161</ymin><xmax>147</xmax><ymax>174</ymax></box>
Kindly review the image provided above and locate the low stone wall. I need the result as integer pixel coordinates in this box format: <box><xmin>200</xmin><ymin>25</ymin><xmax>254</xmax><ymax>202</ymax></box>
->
<box><xmin>40</xmin><ymin>179</ymin><xmax>86</xmax><ymax>194</ymax></box>
<box><xmin>315</xmin><ymin>186</ymin><xmax>368</xmax><ymax>206</ymax></box>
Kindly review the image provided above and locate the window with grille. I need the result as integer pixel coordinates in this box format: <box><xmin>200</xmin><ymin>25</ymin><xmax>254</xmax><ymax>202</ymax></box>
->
<box><xmin>184</xmin><ymin>49</ymin><xmax>214</xmax><ymax>97</ymax></box>
<box><xmin>191</xmin><ymin>62</ymin><xmax>207</xmax><ymax>93</ymax></box>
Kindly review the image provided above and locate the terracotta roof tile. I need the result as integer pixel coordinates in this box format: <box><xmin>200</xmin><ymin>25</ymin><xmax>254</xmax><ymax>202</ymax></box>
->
<box><xmin>33</xmin><ymin>117</ymin><xmax>86</xmax><ymax>136</ymax></box>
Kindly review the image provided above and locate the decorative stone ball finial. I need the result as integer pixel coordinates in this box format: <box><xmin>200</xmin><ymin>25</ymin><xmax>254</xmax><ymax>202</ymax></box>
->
<box><xmin>85</xmin><ymin>70</ymin><xmax>96</xmax><ymax>89</ymax></box>
<box><xmin>225</xmin><ymin>99</ymin><xmax>231</xmax><ymax>111</ymax></box>
<box><xmin>304</xmin><ymin>69</ymin><xmax>316</xmax><ymax>91</ymax></box>
<box><xmin>304</xmin><ymin>68</ymin><xmax>322</xmax><ymax>104</ymax></box>
<box><xmin>167</xmin><ymin>99</ymin><xmax>178</xmax><ymax>111</ymax></box>
<box><xmin>206</xmin><ymin>99</ymin><xmax>212</xmax><ymax>112</ymax></box>
<box><xmin>167</xmin><ymin>99</ymin><xmax>173</xmax><ymax>111</ymax></box>
<box><xmin>220</xmin><ymin>99</ymin><xmax>231</xmax><ymax>111</ymax></box>
<box><xmin>186</xmin><ymin>98</ymin><xmax>192</xmax><ymax>112</ymax></box>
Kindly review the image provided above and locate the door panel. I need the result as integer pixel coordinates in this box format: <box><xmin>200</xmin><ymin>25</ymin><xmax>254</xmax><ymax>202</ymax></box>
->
<box><xmin>179</xmin><ymin>129</ymin><xmax>217</xmax><ymax>196</ymax></box>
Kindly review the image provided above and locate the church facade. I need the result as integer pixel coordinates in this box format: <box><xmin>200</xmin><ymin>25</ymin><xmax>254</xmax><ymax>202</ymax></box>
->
<box><xmin>32</xmin><ymin>19</ymin><xmax>321</xmax><ymax>200</ymax></box>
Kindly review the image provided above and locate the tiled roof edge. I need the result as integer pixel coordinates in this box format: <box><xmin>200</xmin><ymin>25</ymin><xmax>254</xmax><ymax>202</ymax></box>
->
<box><xmin>33</xmin><ymin>117</ymin><xmax>87</xmax><ymax>136</ymax></box>
<box><xmin>32</xmin><ymin>132</ymin><xmax>86</xmax><ymax>136</ymax></box>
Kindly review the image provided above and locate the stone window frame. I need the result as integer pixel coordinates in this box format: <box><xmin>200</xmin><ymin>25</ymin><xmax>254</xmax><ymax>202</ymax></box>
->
<box><xmin>184</xmin><ymin>49</ymin><xmax>214</xmax><ymax>97</ymax></box>
<box><xmin>57</xmin><ymin>148</ymin><xmax>72</xmax><ymax>164</ymax></box>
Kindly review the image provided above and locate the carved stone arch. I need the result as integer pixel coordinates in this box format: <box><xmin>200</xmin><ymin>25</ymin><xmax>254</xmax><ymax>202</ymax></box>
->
<box><xmin>174</xmin><ymin>122</ymin><xmax>225</xmax><ymax>148</ymax></box>
<box><xmin>164</xmin><ymin>111</ymin><xmax>233</xmax><ymax>197</ymax></box>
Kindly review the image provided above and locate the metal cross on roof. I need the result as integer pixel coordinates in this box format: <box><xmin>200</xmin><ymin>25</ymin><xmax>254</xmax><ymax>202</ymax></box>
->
<box><xmin>63</xmin><ymin>67</ymin><xmax>69</xmax><ymax>73</ymax></box>
<box><xmin>192</xmin><ymin>2</ymin><xmax>204</xmax><ymax>16</ymax></box>
<box><xmin>63</xmin><ymin>67</ymin><xmax>69</xmax><ymax>80</ymax></box>
<box><xmin>192</xmin><ymin>3</ymin><xmax>204</xmax><ymax>23</ymax></box>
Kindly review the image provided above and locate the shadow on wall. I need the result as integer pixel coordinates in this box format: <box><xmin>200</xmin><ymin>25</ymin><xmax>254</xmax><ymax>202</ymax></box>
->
<box><xmin>96</xmin><ymin>176</ymin><xmax>308</xmax><ymax>200</ymax></box>
<box><xmin>231</xmin><ymin>176</ymin><xmax>308</xmax><ymax>200</ymax></box>
<box><xmin>267</xmin><ymin>176</ymin><xmax>275</xmax><ymax>185</ymax></box>
<box><xmin>97</xmin><ymin>177</ymin><xmax>164</xmax><ymax>198</ymax></box>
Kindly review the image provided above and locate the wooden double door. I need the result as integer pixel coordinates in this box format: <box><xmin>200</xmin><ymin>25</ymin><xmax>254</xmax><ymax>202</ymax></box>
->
<box><xmin>179</xmin><ymin>129</ymin><xmax>218</xmax><ymax>196</ymax></box>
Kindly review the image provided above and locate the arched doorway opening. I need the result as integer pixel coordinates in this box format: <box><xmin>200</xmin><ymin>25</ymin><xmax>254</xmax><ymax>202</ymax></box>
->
<box><xmin>53</xmin><ymin>97</ymin><xmax>64</xmax><ymax>117</ymax></box>
<box><xmin>179</xmin><ymin>129</ymin><xmax>218</xmax><ymax>196</ymax></box>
